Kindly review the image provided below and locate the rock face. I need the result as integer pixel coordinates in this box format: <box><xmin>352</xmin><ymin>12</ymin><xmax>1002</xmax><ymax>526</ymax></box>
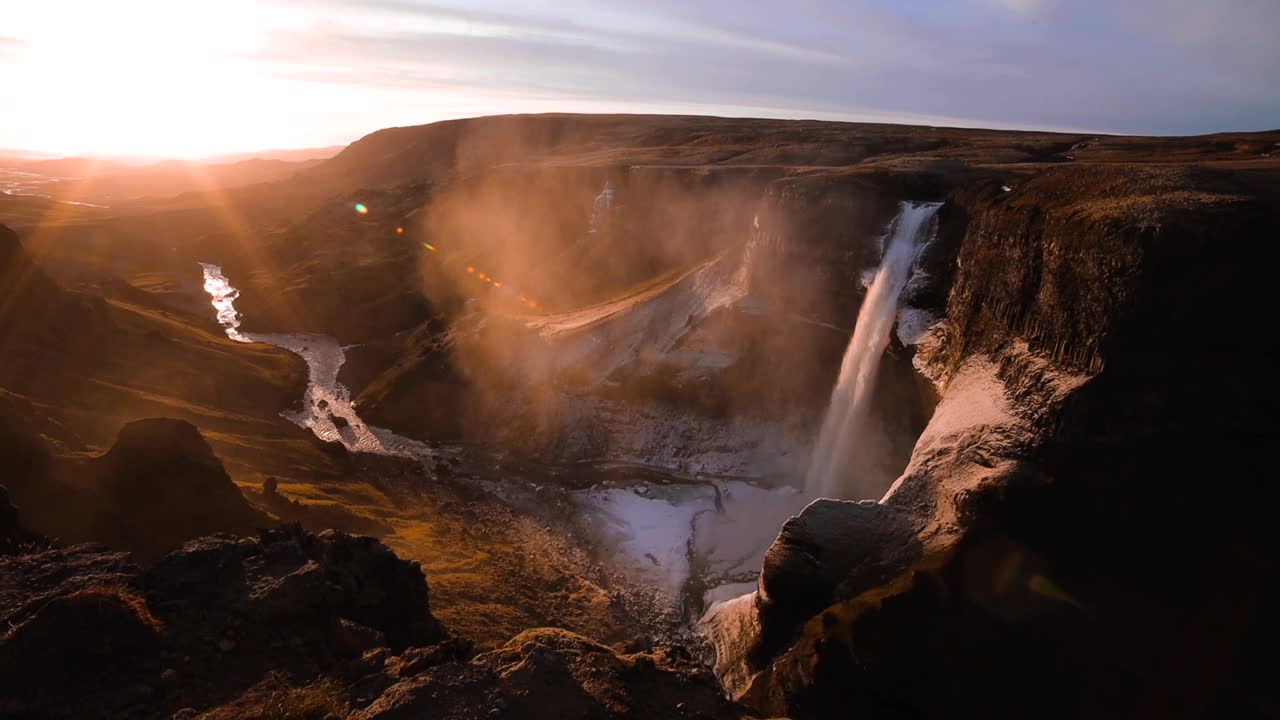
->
<box><xmin>705</xmin><ymin>163</ymin><xmax>1280</xmax><ymax>718</ymax></box>
<box><xmin>0</xmin><ymin>526</ymin><xmax>742</xmax><ymax>720</ymax></box>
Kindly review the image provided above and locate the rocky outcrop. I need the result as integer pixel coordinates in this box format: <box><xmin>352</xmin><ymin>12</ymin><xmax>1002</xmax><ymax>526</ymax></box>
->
<box><xmin>706</xmin><ymin>162</ymin><xmax>1280</xmax><ymax>718</ymax></box>
<box><xmin>0</xmin><ymin>525</ymin><xmax>742</xmax><ymax>720</ymax></box>
<box><xmin>89</xmin><ymin>419</ymin><xmax>270</xmax><ymax>557</ymax></box>
<box><xmin>356</xmin><ymin>627</ymin><xmax>741</xmax><ymax>720</ymax></box>
<box><xmin>1</xmin><ymin>415</ymin><xmax>270</xmax><ymax>559</ymax></box>
<box><xmin>0</xmin><ymin>525</ymin><xmax>446</xmax><ymax>718</ymax></box>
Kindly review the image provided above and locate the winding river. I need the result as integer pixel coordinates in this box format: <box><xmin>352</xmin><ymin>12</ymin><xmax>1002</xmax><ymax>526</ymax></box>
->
<box><xmin>199</xmin><ymin>261</ymin><xmax>802</xmax><ymax>621</ymax></box>
<box><xmin>200</xmin><ymin>263</ymin><xmax>434</xmax><ymax>458</ymax></box>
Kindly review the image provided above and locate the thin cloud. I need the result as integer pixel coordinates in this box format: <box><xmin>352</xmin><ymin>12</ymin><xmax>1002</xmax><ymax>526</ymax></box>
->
<box><xmin>3</xmin><ymin>0</ymin><xmax>1277</xmax><ymax>154</ymax></box>
<box><xmin>242</xmin><ymin>0</ymin><xmax>1278</xmax><ymax>135</ymax></box>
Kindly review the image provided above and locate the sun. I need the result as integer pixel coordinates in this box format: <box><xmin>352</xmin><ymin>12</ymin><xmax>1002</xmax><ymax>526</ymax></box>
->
<box><xmin>5</xmin><ymin>0</ymin><xmax>278</xmax><ymax>158</ymax></box>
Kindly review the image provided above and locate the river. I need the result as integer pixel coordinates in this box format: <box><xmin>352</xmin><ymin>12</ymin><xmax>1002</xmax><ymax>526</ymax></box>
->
<box><xmin>199</xmin><ymin>261</ymin><xmax>803</xmax><ymax>621</ymax></box>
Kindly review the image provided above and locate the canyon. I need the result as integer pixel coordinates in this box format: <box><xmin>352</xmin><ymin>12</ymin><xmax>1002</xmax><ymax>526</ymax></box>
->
<box><xmin>1</xmin><ymin>114</ymin><xmax>1277</xmax><ymax>719</ymax></box>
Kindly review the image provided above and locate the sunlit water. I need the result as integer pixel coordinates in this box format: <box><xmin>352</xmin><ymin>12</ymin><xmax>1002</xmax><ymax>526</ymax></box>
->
<box><xmin>200</xmin><ymin>259</ymin><xmax>797</xmax><ymax>619</ymax></box>
<box><xmin>199</xmin><ymin>262</ymin><xmax>432</xmax><ymax>457</ymax></box>
<box><xmin>0</xmin><ymin>168</ymin><xmax>109</xmax><ymax>208</ymax></box>
<box><xmin>805</xmin><ymin>201</ymin><xmax>941</xmax><ymax>500</ymax></box>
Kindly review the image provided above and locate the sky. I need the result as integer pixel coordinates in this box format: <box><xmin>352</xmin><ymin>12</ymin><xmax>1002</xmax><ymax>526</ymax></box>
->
<box><xmin>1</xmin><ymin>0</ymin><xmax>1277</xmax><ymax>158</ymax></box>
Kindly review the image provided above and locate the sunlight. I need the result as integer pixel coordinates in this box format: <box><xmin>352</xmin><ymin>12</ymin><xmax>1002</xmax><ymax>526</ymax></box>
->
<box><xmin>5</xmin><ymin>0</ymin><xmax>275</xmax><ymax>157</ymax></box>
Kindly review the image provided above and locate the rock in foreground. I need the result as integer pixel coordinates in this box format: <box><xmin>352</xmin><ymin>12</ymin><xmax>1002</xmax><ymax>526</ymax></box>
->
<box><xmin>0</xmin><ymin>524</ymin><xmax>745</xmax><ymax>719</ymax></box>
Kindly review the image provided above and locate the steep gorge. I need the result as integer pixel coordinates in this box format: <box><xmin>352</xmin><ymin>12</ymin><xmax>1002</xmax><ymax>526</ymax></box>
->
<box><xmin>703</xmin><ymin>162</ymin><xmax>1279</xmax><ymax>718</ymax></box>
<box><xmin>3</xmin><ymin>115</ymin><xmax>1278</xmax><ymax>719</ymax></box>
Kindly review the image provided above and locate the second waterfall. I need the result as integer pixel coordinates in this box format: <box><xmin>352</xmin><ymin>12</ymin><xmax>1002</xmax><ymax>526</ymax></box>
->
<box><xmin>805</xmin><ymin>201</ymin><xmax>941</xmax><ymax>500</ymax></box>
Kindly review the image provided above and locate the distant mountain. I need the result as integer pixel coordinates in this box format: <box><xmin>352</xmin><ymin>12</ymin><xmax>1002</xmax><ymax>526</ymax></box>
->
<box><xmin>204</xmin><ymin>145</ymin><xmax>346</xmax><ymax>164</ymax></box>
<box><xmin>0</xmin><ymin>154</ymin><xmax>329</xmax><ymax>206</ymax></box>
<box><xmin>0</xmin><ymin>148</ymin><xmax>61</xmax><ymax>161</ymax></box>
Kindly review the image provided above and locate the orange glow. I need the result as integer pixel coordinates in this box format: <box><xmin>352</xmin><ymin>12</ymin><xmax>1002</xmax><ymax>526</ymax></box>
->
<box><xmin>478</xmin><ymin>272</ymin><xmax>488</xmax><ymax>280</ymax></box>
<box><xmin>3</xmin><ymin>0</ymin><xmax>286</xmax><ymax>157</ymax></box>
<box><xmin>466</xmin><ymin>267</ymin><xmax>475</xmax><ymax>274</ymax></box>
<box><xmin>395</xmin><ymin>226</ymin><xmax>404</xmax><ymax>234</ymax></box>
<box><xmin>493</xmin><ymin>281</ymin><xmax>502</xmax><ymax>288</ymax></box>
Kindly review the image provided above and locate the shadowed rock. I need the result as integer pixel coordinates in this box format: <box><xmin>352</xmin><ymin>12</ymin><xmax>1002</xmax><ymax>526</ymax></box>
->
<box><xmin>0</xmin><ymin>525</ymin><xmax>449</xmax><ymax>717</ymax></box>
<box><xmin>88</xmin><ymin>419</ymin><xmax>269</xmax><ymax>558</ymax></box>
<box><xmin>0</xmin><ymin>484</ymin><xmax>42</xmax><ymax>555</ymax></box>
<box><xmin>355</xmin><ymin>627</ymin><xmax>740</xmax><ymax>720</ymax></box>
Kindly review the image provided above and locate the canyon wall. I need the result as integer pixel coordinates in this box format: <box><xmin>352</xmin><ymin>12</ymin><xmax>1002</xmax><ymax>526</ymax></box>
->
<box><xmin>352</xmin><ymin>166</ymin><xmax>954</xmax><ymax>478</ymax></box>
<box><xmin>707</xmin><ymin>163</ymin><xmax>1279</xmax><ymax>718</ymax></box>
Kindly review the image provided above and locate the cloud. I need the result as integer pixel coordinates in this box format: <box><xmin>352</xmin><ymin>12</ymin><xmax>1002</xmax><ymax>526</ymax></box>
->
<box><xmin>241</xmin><ymin>0</ymin><xmax>1280</xmax><ymax>135</ymax></box>
<box><xmin>996</xmin><ymin>0</ymin><xmax>1055</xmax><ymax>16</ymax></box>
<box><xmin>8</xmin><ymin>0</ymin><xmax>1276</xmax><ymax>153</ymax></box>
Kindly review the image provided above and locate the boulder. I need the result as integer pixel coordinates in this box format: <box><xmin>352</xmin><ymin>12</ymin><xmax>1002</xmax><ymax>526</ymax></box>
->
<box><xmin>83</xmin><ymin>419</ymin><xmax>270</xmax><ymax>559</ymax></box>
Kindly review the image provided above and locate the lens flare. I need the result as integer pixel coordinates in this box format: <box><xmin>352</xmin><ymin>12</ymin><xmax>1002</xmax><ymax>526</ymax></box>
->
<box><xmin>354</xmin><ymin>203</ymin><xmax>368</xmax><ymax>214</ymax></box>
<box><xmin>409</xmin><ymin>232</ymin><xmax>537</xmax><ymax>310</ymax></box>
<box><xmin>1029</xmin><ymin>574</ymin><xmax>1081</xmax><ymax>608</ymax></box>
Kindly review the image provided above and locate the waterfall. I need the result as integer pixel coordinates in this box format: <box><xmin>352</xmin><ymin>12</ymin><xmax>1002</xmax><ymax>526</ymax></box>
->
<box><xmin>805</xmin><ymin>201</ymin><xmax>941</xmax><ymax>500</ymax></box>
<box><xmin>588</xmin><ymin>180</ymin><xmax>615</xmax><ymax>234</ymax></box>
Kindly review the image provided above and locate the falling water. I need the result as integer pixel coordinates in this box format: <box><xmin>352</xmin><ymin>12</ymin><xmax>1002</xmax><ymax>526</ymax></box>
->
<box><xmin>588</xmin><ymin>180</ymin><xmax>615</xmax><ymax>234</ymax></box>
<box><xmin>805</xmin><ymin>201</ymin><xmax>941</xmax><ymax>500</ymax></box>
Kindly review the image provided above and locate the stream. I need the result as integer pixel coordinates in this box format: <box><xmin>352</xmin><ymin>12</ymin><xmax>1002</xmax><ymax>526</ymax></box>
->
<box><xmin>199</xmin><ymin>261</ymin><xmax>802</xmax><ymax>621</ymax></box>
